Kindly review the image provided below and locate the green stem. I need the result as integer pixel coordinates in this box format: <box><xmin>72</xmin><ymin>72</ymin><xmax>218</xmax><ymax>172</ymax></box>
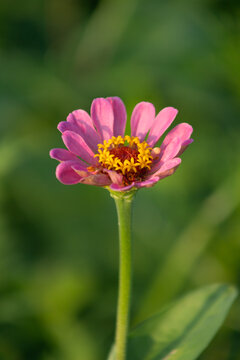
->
<box><xmin>111</xmin><ymin>190</ymin><xmax>135</xmax><ymax>360</ymax></box>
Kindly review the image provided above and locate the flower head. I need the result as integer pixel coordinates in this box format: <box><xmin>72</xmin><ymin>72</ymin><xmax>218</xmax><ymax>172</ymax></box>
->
<box><xmin>50</xmin><ymin>97</ymin><xmax>193</xmax><ymax>191</ymax></box>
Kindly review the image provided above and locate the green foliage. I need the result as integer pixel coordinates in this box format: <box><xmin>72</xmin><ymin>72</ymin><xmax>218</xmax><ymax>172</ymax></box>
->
<box><xmin>128</xmin><ymin>284</ymin><xmax>237</xmax><ymax>360</ymax></box>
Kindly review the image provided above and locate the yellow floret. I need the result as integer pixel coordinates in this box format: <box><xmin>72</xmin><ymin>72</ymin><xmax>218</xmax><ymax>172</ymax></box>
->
<box><xmin>95</xmin><ymin>135</ymin><xmax>153</xmax><ymax>175</ymax></box>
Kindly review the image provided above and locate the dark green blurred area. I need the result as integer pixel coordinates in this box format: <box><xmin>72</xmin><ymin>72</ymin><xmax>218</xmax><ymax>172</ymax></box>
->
<box><xmin>0</xmin><ymin>0</ymin><xmax>240</xmax><ymax>359</ymax></box>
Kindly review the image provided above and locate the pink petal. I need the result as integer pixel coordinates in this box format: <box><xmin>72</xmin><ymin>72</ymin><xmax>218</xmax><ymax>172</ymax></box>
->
<box><xmin>58</xmin><ymin>121</ymin><xmax>80</xmax><ymax>135</ymax></box>
<box><xmin>66</xmin><ymin>110</ymin><xmax>101</xmax><ymax>152</ymax></box>
<box><xmin>161</xmin><ymin>123</ymin><xmax>193</xmax><ymax>151</ymax></box>
<box><xmin>91</xmin><ymin>98</ymin><xmax>114</xmax><ymax>141</ymax></box>
<box><xmin>56</xmin><ymin>161</ymin><xmax>82</xmax><ymax>185</ymax></box>
<box><xmin>110</xmin><ymin>183</ymin><xmax>136</xmax><ymax>192</ymax></box>
<box><xmin>71</xmin><ymin>163</ymin><xmax>111</xmax><ymax>186</ymax></box>
<box><xmin>160</xmin><ymin>137</ymin><xmax>182</xmax><ymax>161</ymax></box>
<box><xmin>67</xmin><ymin>109</ymin><xmax>93</xmax><ymax>126</ymax></box>
<box><xmin>103</xmin><ymin>169</ymin><xmax>123</xmax><ymax>185</ymax></box>
<box><xmin>177</xmin><ymin>138</ymin><xmax>194</xmax><ymax>156</ymax></box>
<box><xmin>150</xmin><ymin>138</ymin><xmax>181</xmax><ymax>174</ymax></box>
<box><xmin>107</xmin><ymin>97</ymin><xmax>127</xmax><ymax>137</ymax></box>
<box><xmin>151</xmin><ymin>158</ymin><xmax>182</xmax><ymax>179</ymax></box>
<box><xmin>147</xmin><ymin>107</ymin><xmax>178</xmax><ymax>147</ymax></box>
<box><xmin>135</xmin><ymin>177</ymin><xmax>159</xmax><ymax>188</ymax></box>
<box><xmin>131</xmin><ymin>102</ymin><xmax>155</xmax><ymax>142</ymax></box>
<box><xmin>70</xmin><ymin>162</ymin><xmax>91</xmax><ymax>177</ymax></box>
<box><xmin>50</xmin><ymin>148</ymin><xmax>78</xmax><ymax>162</ymax></box>
<box><xmin>80</xmin><ymin>174</ymin><xmax>111</xmax><ymax>186</ymax></box>
<box><xmin>62</xmin><ymin>131</ymin><xmax>96</xmax><ymax>165</ymax></box>
<box><xmin>58</xmin><ymin>120</ymin><xmax>100</xmax><ymax>153</ymax></box>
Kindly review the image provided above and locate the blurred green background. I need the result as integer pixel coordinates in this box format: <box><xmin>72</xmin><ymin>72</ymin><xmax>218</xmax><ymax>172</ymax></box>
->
<box><xmin>0</xmin><ymin>0</ymin><xmax>240</xmax><ymax>359</ymax></box>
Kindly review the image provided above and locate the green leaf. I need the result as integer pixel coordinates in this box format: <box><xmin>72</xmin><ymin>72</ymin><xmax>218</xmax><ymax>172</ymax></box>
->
<box><xmin>107</xmin><ymin>345</ymin><xmax>116</xmax><ymax>360</ymax></box>
<box><xmin>127</xmin><ymin>284</ymin><xmax>237</xmax><ymax>360</ymax></box>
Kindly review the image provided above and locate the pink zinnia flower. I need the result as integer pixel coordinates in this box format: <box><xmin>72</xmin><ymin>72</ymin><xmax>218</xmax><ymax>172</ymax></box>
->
<box><xmin>50</xmin><ymin>97</ymin><xmax>193</xmax><ymax>191</ymax></box>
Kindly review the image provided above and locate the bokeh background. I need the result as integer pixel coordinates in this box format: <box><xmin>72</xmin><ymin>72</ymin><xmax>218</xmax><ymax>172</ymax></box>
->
<box><xmin>0</xmin><ymin>0</ymin><xmax>240</xmax><ymax>359</ymax></box>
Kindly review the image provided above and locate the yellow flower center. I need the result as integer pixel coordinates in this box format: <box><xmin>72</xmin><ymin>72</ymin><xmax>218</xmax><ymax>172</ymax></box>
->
<box><xmin>94</xmin><ymin>135</ymin><xmax>153</xmax><ymax>184</ymax></box>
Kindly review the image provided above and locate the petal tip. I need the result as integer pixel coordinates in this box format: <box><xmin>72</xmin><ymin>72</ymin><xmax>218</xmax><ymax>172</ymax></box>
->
<box><xmin>49</xmin><ymin>149</ymin><xmax>55</xmax><ymax>159</ymax></box>
<box><xmin>56</xmin><ymin>161</ymin><xmax>81</xmax><ymax>185</ymax></box>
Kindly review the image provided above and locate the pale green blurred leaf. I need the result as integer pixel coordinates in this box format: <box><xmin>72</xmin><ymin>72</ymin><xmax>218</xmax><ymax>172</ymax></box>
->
<box><xmin>107</xmin><ymin>346</ymin><xmax>115</xmax><ymax>360</ymax></box>
<box><xmin>128</xmin><ymin>284</ymin><xmax>237</xmax><ymax>360</ymax></box>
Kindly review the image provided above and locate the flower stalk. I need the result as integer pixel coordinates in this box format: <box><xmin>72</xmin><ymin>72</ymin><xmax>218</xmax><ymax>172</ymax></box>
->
<box><xmin>111</xmin><ymin>189</ymin><xmax>136</xmax><ymax>360</ymax></box>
